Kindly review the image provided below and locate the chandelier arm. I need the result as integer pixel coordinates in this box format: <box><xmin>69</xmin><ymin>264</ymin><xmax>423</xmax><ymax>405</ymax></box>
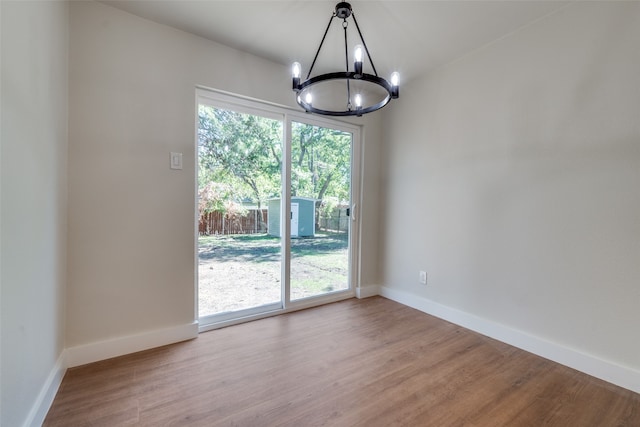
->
<box><xmin>351</xmin><ymin>12</ymin><xmax>379</xmax><ymax>77</ymax></box>
<box><xmin>297</xmin><ymin>72</ymin><xmax>393</xmax><ymax>92</ymax></box>
<box><xmin>306</xmin><ymin>14</ymin><xmax>337</xmax><ymax>80</ymax></box>
<box><xmin>298</xmin><ymin>93</ymin><xmax>391</xmax><ymax>117</ymax></box>
<box><xmin>296</xmin><ymin>72</ymin><xmax>393</xmax><ymax>116</ymax></box>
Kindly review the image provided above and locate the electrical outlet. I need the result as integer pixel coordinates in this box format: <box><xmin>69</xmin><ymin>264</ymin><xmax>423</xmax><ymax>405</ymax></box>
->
<box><xmin>419</xmin><ymin>271</ymin><xmax>427</xmax><ymax>285</ymax></box>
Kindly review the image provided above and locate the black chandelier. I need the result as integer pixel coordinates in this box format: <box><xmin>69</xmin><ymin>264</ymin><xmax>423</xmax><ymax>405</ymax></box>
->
<box><xmin>292</xmin><ymin>2</ymin><xmax>399</xmax><ymax>117</ymax></box>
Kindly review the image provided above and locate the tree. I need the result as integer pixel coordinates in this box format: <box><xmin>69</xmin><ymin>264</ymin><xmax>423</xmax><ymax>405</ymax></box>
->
<box><xmin>291</xmin><ymin>122</ymin><xmax>350</xmax><ymax>201</ymax></box>
<box><xmin>291</xmin><ymin>122</ymin><xmax>351</xmax><ymax>231</ymax></box>
<box><xmin>198</xmin><ymin>181</ymin><xmax>248</xmax><ymax>235</ymax></box>
<box><xmin>198</xmin><ymin>106</ymin><xmax>282</xmax><ymax>227</ymax></box>
<box><xmin>198</xmin><ymin>105</ymin><xmax>352</xmax><ymax>232</ymax></box>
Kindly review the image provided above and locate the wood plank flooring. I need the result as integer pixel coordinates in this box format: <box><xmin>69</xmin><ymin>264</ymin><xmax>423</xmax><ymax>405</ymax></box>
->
<box><xmin>44</xmin><ymin>297</ymin><xmax>640</xmax><ymax>426</ymax></box>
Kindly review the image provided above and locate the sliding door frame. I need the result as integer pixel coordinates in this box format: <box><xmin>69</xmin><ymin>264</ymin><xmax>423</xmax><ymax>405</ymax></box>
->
<box><xmin>196</xmin><ymin>87</ymin><xmax>362</xmax><ymax>332</ymax></box>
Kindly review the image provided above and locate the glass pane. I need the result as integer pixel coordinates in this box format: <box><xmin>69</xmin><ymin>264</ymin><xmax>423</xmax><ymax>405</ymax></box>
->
<box><xmin>198</xmin><ymin>105</ymin><xmax>282</xmax><ymax>317</ymax></box>
<box><xmin>290</xmin><ymin>121</ymin><xmax>351</xmax><ymax>301</ymax></box>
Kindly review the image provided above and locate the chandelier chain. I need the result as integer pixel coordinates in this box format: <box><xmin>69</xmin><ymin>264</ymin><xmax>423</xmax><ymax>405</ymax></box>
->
<box><xmin>343</xmin><ymin>18</ymin><xmax>352</xmax><ymax>110</ymax></box>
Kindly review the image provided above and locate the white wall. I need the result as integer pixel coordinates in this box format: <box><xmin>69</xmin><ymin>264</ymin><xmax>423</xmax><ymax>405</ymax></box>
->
<box><xmin>1</xmin><ymin>1</ymin><xmax>68</xmax><ymax>425</ymax></box>
<box><xmin>67</xmin><ymin>1</ymin><xmax>383</xmax><ymax>355</ymax></box>
<box><xmin>360</xmin><ymin>113</ymin><xmax>384</xmax><ymax>288</ymax></box>
<box><xmin>382</xmin><ymin>1</ymin><xmax>640</xmax><ymax>386</ymax></box>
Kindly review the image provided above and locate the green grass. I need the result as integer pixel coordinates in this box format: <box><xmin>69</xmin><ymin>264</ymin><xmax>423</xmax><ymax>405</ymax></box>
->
<box><xmin>198</xmin><ymin>232</ymin><xmax>347</xmax><ymax>256</ymax></box>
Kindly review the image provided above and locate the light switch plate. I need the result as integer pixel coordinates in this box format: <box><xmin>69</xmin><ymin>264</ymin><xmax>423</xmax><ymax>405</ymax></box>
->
<box><xmin>170</xmin><ymin>152</ymin><xmax>183</xmax><ymax>170</ymax></box>
<box><xmin>419</xmin><ymin>271</ymin><xmax>427</xmax><ymax>285</ymax></box>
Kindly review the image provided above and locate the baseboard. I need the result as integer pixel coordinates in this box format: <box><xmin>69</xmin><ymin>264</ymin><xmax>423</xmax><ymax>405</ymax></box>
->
<box><xmin>23</xmin><ymin>352</ymin><xmax>67</xmax><ymax>427</ymax></box>
<box><xmin>65</xmin><ymin>321</ymin><xmax>199</xmax><ymax>368</ymax></box>
<box><xmin>379</xmin><ymin>285</ymin><xmax>640</xmax><ymax>394</ymax></box>
<box><xmin>356</xmin><ymin>284</ymin><xmax>380</xmax><ymax>299</ymax></box>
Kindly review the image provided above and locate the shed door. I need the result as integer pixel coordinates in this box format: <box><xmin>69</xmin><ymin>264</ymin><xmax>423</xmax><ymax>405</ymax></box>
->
<box><xmin>291</xmin><ymin>203</ymin><xmax>299</xmax><ymax>237</ymax></box>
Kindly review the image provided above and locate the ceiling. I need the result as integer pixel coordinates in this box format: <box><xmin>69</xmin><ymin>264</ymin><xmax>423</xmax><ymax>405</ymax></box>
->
<box><xmin>99</xmin><ymin>1</ymin><xmax>569</xmax><ymax>83</ymax></box>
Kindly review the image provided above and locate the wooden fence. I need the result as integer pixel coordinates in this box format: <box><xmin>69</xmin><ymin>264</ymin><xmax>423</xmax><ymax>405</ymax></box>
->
<box><xmin>199</xmin><ymin>207</ymin><xmax>349</xmax><ymax>236</ymax></box>
<box><xmin>318</xmin><ymin>207</ymin><xmax>350</xmax><ymax>233</ymax></box>
<box><xmin>199</xmin><ymin>209</ymin><xmax>268</xmax><ymax>235</ymax></box>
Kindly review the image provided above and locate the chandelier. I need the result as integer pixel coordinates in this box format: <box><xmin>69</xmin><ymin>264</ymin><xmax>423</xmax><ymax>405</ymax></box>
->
<box><xmin>292</xmin><ymin>2</ymin><xmax>399</xmax><ymax>117</ymax></box>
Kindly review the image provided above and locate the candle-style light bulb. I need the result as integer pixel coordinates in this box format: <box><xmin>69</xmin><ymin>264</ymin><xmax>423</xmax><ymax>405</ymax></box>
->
<box><xmin>305</xmin><ymin>92</ymin><xmax>313</xmax><ymax>105</ymax></box>
<box><xmin>292</xmin><ymin>62</ymin><xmax>302</xmax><ymax>90</ymax></box>
<box><xmin>292</xmin><ymin>62</ymin><xmax>301</xmax><ymax>78</ymax></box>
<box><xmin>391</xmin><ymin>72</ymin><xmax>399</xmax><ymax>86</ymax></box>
<box><xmin>355</xmin><ymin>93</ymin><xmax>363</xmax><ymax>116</ymax></box>
<box><xmin>390</xmin><ymin>72</ymin><xmax>400</xmax><ymax>98</ymax></box>
<box><xmin>354</xmin><ymin>45</ymin><xmax>363</xmax><ymax>63</ymax></box>
<box><xmin>354</xmin><ymin>44</ymin><xmax>363</xmax><ymax>76</ymax></box>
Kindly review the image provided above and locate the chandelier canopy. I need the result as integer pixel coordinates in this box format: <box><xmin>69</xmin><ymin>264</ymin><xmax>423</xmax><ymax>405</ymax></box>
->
<box><xmin>292</xmin><ymin>2</ymin><xmax>399</xmax><ymax>117</ymax></box>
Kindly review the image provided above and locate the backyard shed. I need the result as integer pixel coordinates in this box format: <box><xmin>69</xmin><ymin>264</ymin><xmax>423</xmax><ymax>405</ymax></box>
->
<box><xmin>268</xmin><ymin>197</ymin><xmax>316</xmax><ymax>237</ymax></box>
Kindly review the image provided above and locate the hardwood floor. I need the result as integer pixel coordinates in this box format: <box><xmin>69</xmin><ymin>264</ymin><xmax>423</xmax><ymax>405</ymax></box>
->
<box><xmin>44</xmin><ymin>297</ymin><xmax>640</xmax><ymax>426</ymax></box>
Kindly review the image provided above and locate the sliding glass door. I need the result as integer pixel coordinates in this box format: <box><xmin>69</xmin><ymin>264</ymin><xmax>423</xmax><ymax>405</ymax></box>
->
<box><xmin>290</xmin><ymin>121</ymin><xmax>352</xmax><ymax>301</ymax></box>
<box><xmin>197</xmin><ymin>89</ymin><xmax>359</xmax><ymax>329</ymax></box>
<box><xmin>197</xmin><ymin>105</ymin><xmax>283</xmax><ymax>321</ymax></box>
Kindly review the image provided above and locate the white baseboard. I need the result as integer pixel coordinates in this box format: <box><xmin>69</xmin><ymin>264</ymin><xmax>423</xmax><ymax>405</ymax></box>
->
<box><xmin>379</xmin><ymin>285</ymin><xmax>640</xmax><ymax>394</ymax></box>
<box><xmin>23</xmin><ymin>352</ymin><xmax>67</xmax><ymax>427</ymax></box>
<box><xmin>356</xmin><ymin>284</ymin><xmax>380</xmax><ymax>299</ymax></box>
<box><xmin>65</xmin><ymin>321</ymin><xmax>199</xmax><ymax>368</ymax></box>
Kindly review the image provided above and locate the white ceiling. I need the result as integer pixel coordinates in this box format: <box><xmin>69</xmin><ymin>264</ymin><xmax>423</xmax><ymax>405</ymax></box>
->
<box><xmin>99</xmin><ymin>0</ymin><xmax>569</xmax><ymax>83</ymax></box>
